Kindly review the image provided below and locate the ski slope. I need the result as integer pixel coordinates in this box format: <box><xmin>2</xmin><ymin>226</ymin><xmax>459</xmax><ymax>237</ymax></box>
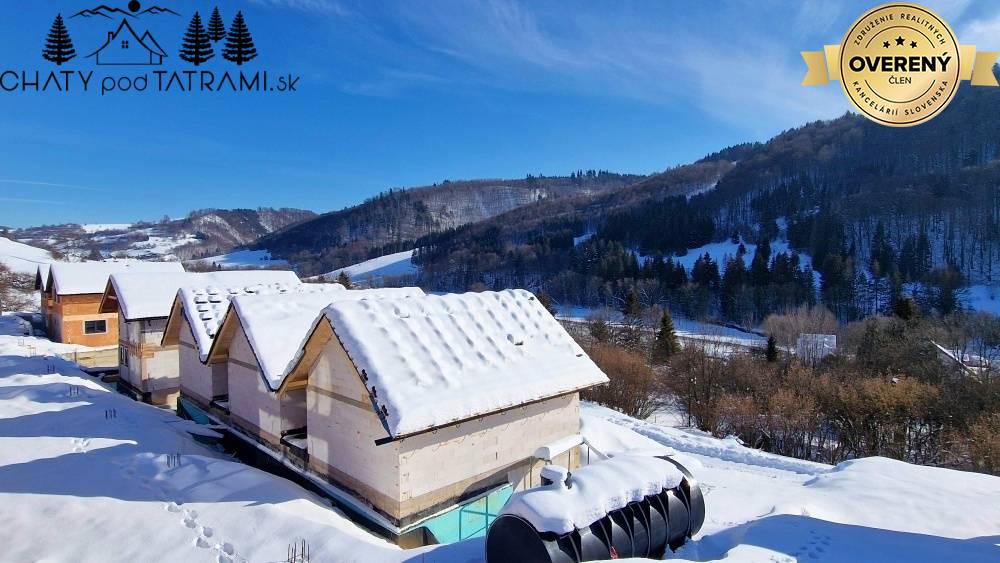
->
<box><xmin>193</xmin><ymin>250</ymin><xmax>289</xmax><ymax>269</ymax></box>
<box><xmin>321</xmin><ymin>250</ymin><xmax>417</xmax><ymax>284</ymax></box>
<box><xmin>0</xmin><ymin>324</ymin><xmax>997</xmax><ymax>562</ymax></box>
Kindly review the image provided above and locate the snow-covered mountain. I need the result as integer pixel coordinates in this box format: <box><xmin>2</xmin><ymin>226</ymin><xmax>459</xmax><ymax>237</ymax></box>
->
<box><xmin>10</xmin><ymin>208</ymin><xmax>315</xmax><ymax>263</ymax></box>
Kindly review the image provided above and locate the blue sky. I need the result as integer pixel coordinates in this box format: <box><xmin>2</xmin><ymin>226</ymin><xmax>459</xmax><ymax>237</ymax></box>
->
<box><xmin>1</xmin><ymin>0</ymin><xmax>998</xmax><ymax>227</ymax></box>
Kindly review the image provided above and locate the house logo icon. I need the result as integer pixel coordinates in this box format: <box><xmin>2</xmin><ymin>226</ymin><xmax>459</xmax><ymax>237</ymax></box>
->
<box><xmin>87</xmin><ymin>19</ymin><xmax>166</xmax><ymax>66</ymax></box>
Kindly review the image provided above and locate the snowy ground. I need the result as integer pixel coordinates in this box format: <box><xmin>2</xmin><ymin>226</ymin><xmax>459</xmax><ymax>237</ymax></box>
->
<box><xmin>583</xmin><ymin>403</ymin><xmax>1000</xmax><ymax>562</ymax></box>
<box><xmin>0</xmin><ymin>354</ymin><xmax>473</xmax><ymax>562</ymax></box>
<box><xmin>193</xmin><ymin>250</ymin><xmax>289</xmax><ymax>270</ymax></box>
<box><xmin>0</xmin><ymin>314</ymin><xmax>89</xmax><ymax>357</ymax></box>
<box><xmin>0</xmin><ymin>236</ymin><xmax>52</xmax><ymax>275</ymax></box>
<box><xmin>317</xmin><ymin>250</ymin><xmax>417</xmax><ymax>284</ymax></box>
<box><xmin>0</xmin><ymin>325</ymin><xmax>997</xmax><ymax>562</ymax></box>
<box><xmin>80</xmin><ymin>223</ymin><xmax>134</xmax><ymax>234</ymax></box>
<box><xmin>556</xmin><ymin>306</ymin><xmax>766</xmax><ymax>351</ymax></box>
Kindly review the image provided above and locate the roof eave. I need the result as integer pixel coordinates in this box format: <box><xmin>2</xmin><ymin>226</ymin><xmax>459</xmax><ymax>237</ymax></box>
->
<box><xmin>373</xmin><ymin>385</ymin><xmax>600</xmax><ymax>446</ymax></box>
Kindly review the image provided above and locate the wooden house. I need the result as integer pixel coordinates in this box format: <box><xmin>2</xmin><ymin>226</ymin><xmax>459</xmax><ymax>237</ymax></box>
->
<box><xmin>100</xmin><ymin>270</ymin><xmax>303</xmax><ymax>405</ymax></box>
<box><xmin>276</xmin><ymin>289</ymin><xmax>609</xmax><ymax>542</ymax></box>
<box><xmin>161</xmin><ymin>276</ymin><xmax>327</xmax><ymax>414</ymax></box>
<box><xmin>200</xmin><ymin>287</ymin><xmax>426</xmax><ymax>456</ymax></box>
<box><xmin>41</xmin><ymin>261</ymin><xmax>184</xmax><ymax>346</ymax></box>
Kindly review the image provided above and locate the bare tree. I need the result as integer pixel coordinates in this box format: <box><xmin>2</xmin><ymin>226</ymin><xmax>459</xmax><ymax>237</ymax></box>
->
<box><xmin>0</xmin><ymin>263</ymin><xmax>34</xmax><ymax>314</ymax></box>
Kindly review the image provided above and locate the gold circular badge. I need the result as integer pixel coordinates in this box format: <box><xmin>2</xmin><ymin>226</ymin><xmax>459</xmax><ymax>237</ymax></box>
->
<box><xmin>839</xmin><ymin>3</ymin><xmax>960</xmax><ymax>126</ymax></box>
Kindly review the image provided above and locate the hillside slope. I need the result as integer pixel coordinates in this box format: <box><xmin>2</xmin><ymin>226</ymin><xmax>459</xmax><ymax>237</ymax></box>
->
<box><xmin>13</xmin><ymin>208</ymin><xmax>315</xmax><ymax>262</ymax></box>
<box><xmin>0</xmin><ymin>236</ymin><xmax>53</xmax><ymax>275</ymax></box>
<box><xmin>410</xmin><ymin>68</ymin><xmax>1000</xmax><ymax>320</ymax></box>
<box><xmin>253</xmin><ymin>172</ymin><xmax>643</xmax><ymax>275</ymax></box>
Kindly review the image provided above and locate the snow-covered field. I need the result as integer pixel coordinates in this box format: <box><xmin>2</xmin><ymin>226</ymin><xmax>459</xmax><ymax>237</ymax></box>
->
<box><xmin>80</xmin><ymin>223</ymin><xmax>134</xmax><ymax>234</ymax></box>
<box><xmin>557</xmin><ymin>305</ymin><xmax>766</xmax><ymax>351</ymax></box>
<box><xmin>583</xmin><ymin>404</ymin><xmax>1000</xmax><ymax>562</ymax></box>
<box><xmin>320</xmin><ymin>250</ymin><xmax>417</xmax><ymax>284</ymax></box>
<box><xmin>0</xmin><ymin>314</ymin><xmax>90</xmax><ymax>357</ymax></box>
<box><xmin>0</xmin><ymin>236</ymin><xmax>52</xmax><ymax>275</ymax></box>
<box><xmin>193</xmin><ymin>250</ymin><xmax>289</xmax><ymax>269</ymax></box>
<box><xmin>0</xmin><ymin>317</ymin><xmax>998</xmax><ymax>562</ymax></box>
<box><xmin>966</xmin><ymin>284</ymin><xmax>1000</xmax><ymax>316</ymax></box>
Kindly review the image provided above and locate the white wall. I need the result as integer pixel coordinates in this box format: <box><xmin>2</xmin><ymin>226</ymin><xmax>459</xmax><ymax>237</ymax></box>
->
<box><xmin>398</xmin><ymin>393</ymin><xmax>580</xmax><ymax>502</ymax></box>
<box><xmin>227</xmin><ymin>327</ymin><xmax>305</xmax><ymax>442</ymax></box>
<box><xmin>177</xmin><ymin>317</ymin><xmax>218</xmax><ymax>405</ymax></box>
<box><xmin>307</xmin><ymin>340</ymin><xmax>402</xmax><ymax>506</ymax></box>
<box><xmin>119</xmin><ymin>316</ymin><xmax>179</xmax><ymax>394</ymax></box>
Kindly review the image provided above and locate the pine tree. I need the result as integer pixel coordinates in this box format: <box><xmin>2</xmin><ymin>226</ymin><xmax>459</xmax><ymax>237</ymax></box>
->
<box><xmin>622</xmin><ymin>290</ymin><xmax>642</xmax><ymax>317</ymax></box>
<box><xmin>589</xmin><ymin>317</ymin><xmax>611</xmax><ymax>343</ymax></box>
<box><xmin>223</xmin><ymin>11</ymin><xmax>258</xmax><ymax>66</ymax></box>
<box><xmin>207</xmin><ymin>6</ymin><xmax>227</xmax><ymax>42</ymax></box>
<box><xmin>42</xmin><ymin>14</ymin><xmax>76</xmax><ymax>66</ymax></box>
<box><xmin>765</xmin><ymin>335</ymin><xmax>778</xmax><ymax>362</ymax></box>
<box><xmin>651</xmin><ymin>309</ymin><xmax>680</xmax><ymax>365</ymax></box>
<box><xmin>179</xmin><ymin>12</ymin><xmax>214</xmax><ymax>66</ymax></box>
<box><xmin>892</xmin><ymin>296</ymin><xmax>921</xmax><ymax>321</ymax></box>
<box><xmin>336</xmin><ymin>271</ymin><xmax>353</xmax><ymax>289</ymax></box>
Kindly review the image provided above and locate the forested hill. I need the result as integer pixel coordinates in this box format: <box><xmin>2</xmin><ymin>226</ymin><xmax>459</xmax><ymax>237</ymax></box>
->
<box><xmin>412</xmin><ymin>67</ymin><xmax>1000</xmax><ymax>325</ymax></box>
<box><xmin>253</xmin><ymin>172</ymin><xmax>642</xmax><ymax>274</ymax></box>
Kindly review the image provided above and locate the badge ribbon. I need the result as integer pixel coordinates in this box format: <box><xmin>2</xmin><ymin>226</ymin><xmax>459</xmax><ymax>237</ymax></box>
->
<box><xmin>802</xmin><ymin>46</ymin><xmax>999</xmax><ymax>87</ymax></box>
<box><xmin>800</xmin><ymin>3</ymin><xmax>997</xmax><ymax>126</ymax></box>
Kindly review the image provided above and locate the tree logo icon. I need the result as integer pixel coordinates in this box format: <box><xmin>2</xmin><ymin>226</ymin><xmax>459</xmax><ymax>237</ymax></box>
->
<box><xmin>222</xmin><ymin>11</ymin><xmax>258</xmax><ymax>66</ymax></box>
<box><xmin>40</xmin><ymin>3</ymin><xmax>267</xmax><ymax>70</ymax></box>
<box><xmin>179</xmin><ymin>11</ymin><xmax>214</xmax><ymax>66</ymax></box>
<box><xmin>207</xmin><ymin>7</ymin><xmax>226</xmax><ymax>43</ymax></box>
<box><xmin>43</xmin><ymin>14</ymin><xmax>77</xmax><ymax>65</ymax></box>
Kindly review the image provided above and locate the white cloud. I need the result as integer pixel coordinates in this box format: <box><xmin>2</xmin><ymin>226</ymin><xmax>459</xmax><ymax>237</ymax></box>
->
<box><xmin>247</xmin><ymin>0</ymin><xmax>348</xmax><ymax>16</ymax></box>
<box><xmin>961</xmin><ymin>14</ymin><xmax>1000</xmax><ymax>48</ymax></box>
<box><xmin>370</xmin><ymin>0</ymin><xmax>848</xmax><ymax>133</ymax></box>
<box><xmin>0</xmin><ymin>179</ymin><xmax>102</xmax><ymax>192</ymax></box>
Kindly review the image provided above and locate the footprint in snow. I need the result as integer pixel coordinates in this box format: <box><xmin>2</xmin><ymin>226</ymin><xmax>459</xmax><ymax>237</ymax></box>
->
<box><xmin>71</xmin><ymin>437</ymin><xmax>91</xmax><ymax>453</ymax></box>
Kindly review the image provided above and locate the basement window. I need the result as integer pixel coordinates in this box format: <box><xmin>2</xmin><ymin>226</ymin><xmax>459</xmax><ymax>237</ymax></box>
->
<box><xmin>84</xmin><ymin>320</ymin><xmax>108</xmax><ymax>334</ymax></box>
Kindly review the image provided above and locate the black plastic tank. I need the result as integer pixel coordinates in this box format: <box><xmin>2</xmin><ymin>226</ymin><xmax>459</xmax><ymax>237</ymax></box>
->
<box><xmin>484</xmin><ymin>457</ymin><xmax>706</xmax><ymax>563</ymax></box>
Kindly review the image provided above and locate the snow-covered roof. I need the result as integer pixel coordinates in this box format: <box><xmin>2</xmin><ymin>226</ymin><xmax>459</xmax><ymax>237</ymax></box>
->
<box><xmin>48</xmin><ymin>260</ymin><xmax>185</xmax><ymax>296</ymax></box>
<box><xmin>499</xmin><ymin>455</ymin><xmax>683</xmax><ymax>534</ymax></box>
<box><xmin>219</xmin><ymin>287</ymin><xmax>426</xmax><ymax>390</ymax></box>
<box><xmin>107</xmin><ymin>270</ymin><xmax>304</xmax><ymax>321</ymax></box>
<box><xmin>317</xmin><ymin>289</ymin><xmax>609</xmax><ymax>438</ymax></box>
<box><xmin>171</xmin><ymin>273</ymin><xmax>307</xmax><ymax>361</ymax></box>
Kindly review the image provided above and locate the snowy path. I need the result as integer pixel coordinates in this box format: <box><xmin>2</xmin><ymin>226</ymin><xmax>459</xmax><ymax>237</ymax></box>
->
<box><xmin>582</xmin><ymin>403</ymin><xmax>1000</xmax><ymax>562</ymax></box>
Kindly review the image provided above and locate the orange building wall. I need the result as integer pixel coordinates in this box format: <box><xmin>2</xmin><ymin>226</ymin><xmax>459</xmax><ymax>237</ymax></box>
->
<box><xmin>49</xmin><ymin>293</ymin><xmax>120</xmax><ymax>347</ymax></box>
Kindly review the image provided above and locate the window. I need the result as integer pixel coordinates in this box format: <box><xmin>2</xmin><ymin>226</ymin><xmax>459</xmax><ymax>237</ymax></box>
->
<box><xmin>121</xmin><ymin>40</ymin><xmax>129</xmax><ymax>49</ymax></box>
<box><xmin>84</xmin><ymin>320</ymin><xmax>107</xmax><ymax>334</ymax></box>
<box><xmin>119</xmin><ymin>346</ymin><xmax>129</xmax><ymax>367</ymax></box>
